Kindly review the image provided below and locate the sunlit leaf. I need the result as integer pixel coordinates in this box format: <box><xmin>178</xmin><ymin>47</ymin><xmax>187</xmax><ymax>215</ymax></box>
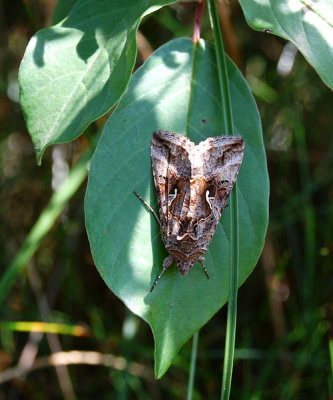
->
<box><xmin>239</xmin><ymin>0</ymin><xmax>333</xmax><ymax>89</ymax></box>
<box><xmin>85</xmin><ymin>38</ymin><xmax>269</xmax><ymax>377</ymax></box>
<box><xmin>19</xmin><ymin>0</ymin><xmax>176</xmax><ymax>163</ymax></box>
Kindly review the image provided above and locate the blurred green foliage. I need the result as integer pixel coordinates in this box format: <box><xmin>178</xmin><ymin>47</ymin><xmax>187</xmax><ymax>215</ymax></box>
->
<box><xmin>0</xmin><ymin>1</ymin><xmax>332</xmax><ymax>399</ymax></box>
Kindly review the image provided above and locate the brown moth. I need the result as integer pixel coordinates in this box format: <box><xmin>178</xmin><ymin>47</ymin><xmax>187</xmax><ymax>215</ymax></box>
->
<box><xmin>136</xmin><ymin>130</ymin><xmax>244</xmax><ymax>291</ymax></box>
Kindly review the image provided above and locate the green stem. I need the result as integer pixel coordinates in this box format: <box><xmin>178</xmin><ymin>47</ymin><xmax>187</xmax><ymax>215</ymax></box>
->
<box><xmin>0</xmin><ymin>145</ymin><xmax>93</xmax><ymax>305</ymax></box>
<box><xmin>207</xmin><ymin>0</ymin><xmax>233</xmax><ymax>133</ymax></box>
<box><xmin>329</xmin><ymin>336</ymin><xmax>333</xmax><ymax>396</ymax></box>
<box><xmin>187</xmin><ymin>331</ymin><xmax>199</xmax><ymax>400</ymax></box>
<box><xmin>293</xmin><ymin>112</ymin><xmax>316</xmax><ymax>325</ymax></box>
<box><xmin>207</xmin><ymin>1</ymin><xmax>239</xmax><ymax>399</ymax></box>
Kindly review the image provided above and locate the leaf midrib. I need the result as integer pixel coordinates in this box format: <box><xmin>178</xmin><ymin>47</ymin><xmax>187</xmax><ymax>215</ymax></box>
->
<box><xmin>298</xmin><ymin>0</ymin><xmax>333</xmax><ymax>28</ymax></box>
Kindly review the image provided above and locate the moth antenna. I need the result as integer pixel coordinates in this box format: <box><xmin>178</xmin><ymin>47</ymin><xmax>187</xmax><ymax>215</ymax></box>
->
<box><xmin>198</xmin><ymin>258</ymin><xmax>209</xmax><ymax>279</ymax></box>
<box><xmin>133</xmin><ymin>191</ymin><xmax>160</xmax><ymax>225</ymax></box>
<box><xmin>150</xmin><ymin>255</ymin><xmax>173</xmax><ymax>292</ymax></box>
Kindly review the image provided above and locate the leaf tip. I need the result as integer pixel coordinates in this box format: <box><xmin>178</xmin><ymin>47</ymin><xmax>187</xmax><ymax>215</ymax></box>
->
<box><xmin>35</xmin><ymin>144</ymin><xmax>47</xmax><ymax>166</ymax></box>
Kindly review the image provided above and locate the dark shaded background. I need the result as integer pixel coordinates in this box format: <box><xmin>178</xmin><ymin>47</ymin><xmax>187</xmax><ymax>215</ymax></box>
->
<box><xmin>0</xmin><ymin>1</ymin><xmax>332</xmax><ymax>399</ymax></box>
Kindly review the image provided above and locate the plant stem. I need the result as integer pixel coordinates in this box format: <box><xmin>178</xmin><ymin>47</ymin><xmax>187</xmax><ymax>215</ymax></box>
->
<box><xmin>192</xmin><ymin>1</ymin><xmax>205</xmax><ymax>43</ymax></box>
<box><xmin>293</xmin><ymin>111</ymin><xmax>316</xmax><ymax>326</ymax></box>
<box><xmin>329</xmin><ymin>336</ymin><xmax>333</xmax><ymax>393</ymax></box>
<box><xmin>187</xmin><ymin>331</ymin><xmax>199</xmax><ymax>400</ymax></box>
<box><xmin>207</xmin><ymin>1</ymin><xmax>239</xmax><ymax>399</ymax></box>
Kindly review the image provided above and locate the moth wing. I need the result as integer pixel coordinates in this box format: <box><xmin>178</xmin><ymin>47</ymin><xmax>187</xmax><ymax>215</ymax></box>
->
<box><xmin>199</xmin><ymin>136</ymin><xmax>244</xmax><ymax>217</ymax></box>
<box><xmin>151</xmin><ymin>130</ymin><xmax>194</xmax><ymax>225</ymax></box>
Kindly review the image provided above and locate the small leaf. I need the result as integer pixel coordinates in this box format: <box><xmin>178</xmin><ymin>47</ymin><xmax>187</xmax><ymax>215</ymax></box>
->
<box><xmin>19</xmin><ymin>0</ymin><xmax>176</xmax><ymax>163</ymax></box>
<box><xmin>239</xmin><ymin>0</ymin><xmax>333</xmax><ymax>89</ymax></box>
<box><xmin>85</xmin><ymin>38</ymin><xmax>269</xmax><ymax>378</ymax></box>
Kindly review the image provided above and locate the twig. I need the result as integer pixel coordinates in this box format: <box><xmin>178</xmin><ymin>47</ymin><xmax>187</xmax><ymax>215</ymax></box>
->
<box><xmin>0</xmin><ymin>351</ymin><xmax>153</xmax><ymax>385</ymax></box>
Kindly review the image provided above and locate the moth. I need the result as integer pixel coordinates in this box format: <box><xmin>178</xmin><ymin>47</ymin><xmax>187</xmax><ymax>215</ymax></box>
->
<box><xmin>135</xmin><ymin>130</ymin><xmax>244</xmax><ymax>291</ymax></box>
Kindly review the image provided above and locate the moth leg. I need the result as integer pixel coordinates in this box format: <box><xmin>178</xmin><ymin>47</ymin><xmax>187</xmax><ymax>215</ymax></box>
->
<box><xmin>150</xmin><ymin>255</ymin><xmax>173</xmax><ymax>292</ymax></box>
<box><xmin>198</xmin><ymin>257</ymin><xmax>209</xmax><ymax>279</ymax></box>
<box><xmin>133</xmin><ymin>190</ymin><xmax>160</xmax><ymax>225</ymax></box>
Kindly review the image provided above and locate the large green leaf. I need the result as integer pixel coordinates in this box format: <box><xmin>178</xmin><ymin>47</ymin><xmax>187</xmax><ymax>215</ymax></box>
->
<box><xmin>19</xmin><ymin>0</ymin><xmax>176</xmax><ymax>164</ymax></box>
<box><xmin>85</xmin><ymin>38</ymin><xmax>269</xmax><ymax>378</ymax></box>
<box><xmin>238</xmin><ymin>0</ymin><xmax>333</xmax><ymax>89</ymax></box>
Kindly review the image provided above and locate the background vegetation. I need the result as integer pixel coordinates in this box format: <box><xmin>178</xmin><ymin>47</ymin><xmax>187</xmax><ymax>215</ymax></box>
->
<box><xmin>0</xmin><ymin>0</ymin><xmax>332</xmax><ymax>398</ymax></box>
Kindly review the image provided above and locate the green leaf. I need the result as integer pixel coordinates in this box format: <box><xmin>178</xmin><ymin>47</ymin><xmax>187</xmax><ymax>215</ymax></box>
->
<box><xmin>19</xmin><ymin>0</ymin><xmax>176</xmax><ymax>164</ymax></box>
<box><xmin>85</xmin><ymin>38</ymin><xmax>269</xmax><ymax>378</ymax></box>
<box><xmin>238</xmin><ymin>0</ymin><xmax>333</xmax><ymax>89</ymax></box>
<box><xmin>52</xmin><ymin>0</ymin><xmax>78</xmax><ymax>24</ymax></box>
